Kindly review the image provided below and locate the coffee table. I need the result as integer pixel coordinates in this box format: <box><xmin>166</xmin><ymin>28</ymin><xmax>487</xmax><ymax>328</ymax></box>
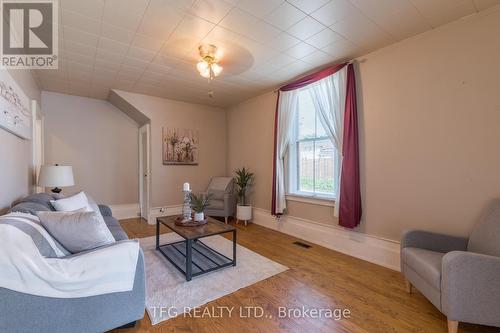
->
<box><xmin>156</xmin><ymin>216</ymin><xmax>236</xmax><ymax>281</ymax></box>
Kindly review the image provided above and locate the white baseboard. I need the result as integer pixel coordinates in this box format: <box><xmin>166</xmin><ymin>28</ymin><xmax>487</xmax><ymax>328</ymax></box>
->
<box><xmin>109</xmin><ymin>203</ymin><xmax>140</xmax><ymax>220</ymax></box>
<box><xmin>127</xmin><ymin>203</ymin><xmax>401</xmax><ymax>270</ymax></box>
<box><xmin>252</xmin><ymin>208</ymin><xmax>401</xmax><ymax>271</ymax></box>
<box><xmin>147</xmin><ymin>205</ymin><xmax>183</xmax><ymax>224</ymax></box>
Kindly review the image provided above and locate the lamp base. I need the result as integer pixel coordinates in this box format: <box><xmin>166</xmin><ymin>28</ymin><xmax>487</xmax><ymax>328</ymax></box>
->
<box><xmin>51</xmin><ymin>187</ymin><xmax>62</xmax><ymax>194</ymax></box>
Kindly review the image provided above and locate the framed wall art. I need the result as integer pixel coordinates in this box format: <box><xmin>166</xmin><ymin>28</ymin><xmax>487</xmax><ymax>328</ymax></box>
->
<box><xmin>0</xmin><ymin>70</ymin><xmax>31</xmax><ymax>140</ymax></box>
<box><xmin>162</xmin><ymin>127</ymin><xmax>199</xmax><ymax>165</ymax></box>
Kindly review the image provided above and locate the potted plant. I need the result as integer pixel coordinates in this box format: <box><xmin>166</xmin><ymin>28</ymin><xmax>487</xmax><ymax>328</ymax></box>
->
<box><xmin>189</xmin><ymin>193</ymin><xmax>212</xmax><ymax>221</ymax></box>
<box><xmin>235</xmin><ymin>167</ymin><xmax>254</xmax><ymax>225</ymax></box>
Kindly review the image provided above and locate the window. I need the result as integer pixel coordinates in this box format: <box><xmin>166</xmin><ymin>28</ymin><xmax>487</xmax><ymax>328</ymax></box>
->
<box><xmin>287</xmin><ymin>89</ymin><xmax>339</xmax><ymax>200</ymax></box>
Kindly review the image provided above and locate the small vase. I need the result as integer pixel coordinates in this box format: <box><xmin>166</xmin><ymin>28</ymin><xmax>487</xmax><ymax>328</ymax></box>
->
<box><xmin>194</xmin><ymin>212</ymin><xmax>204</xmax><ymax>222</ymax></box>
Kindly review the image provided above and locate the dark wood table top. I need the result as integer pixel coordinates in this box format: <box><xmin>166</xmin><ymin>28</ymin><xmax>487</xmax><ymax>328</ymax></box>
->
<box><xmin>157</xmin><ymin>215</ymin><xmax>236</xmax><ymax>240</ymax></box>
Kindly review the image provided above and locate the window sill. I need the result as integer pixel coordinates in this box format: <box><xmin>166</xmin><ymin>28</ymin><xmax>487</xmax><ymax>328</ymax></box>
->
<box><xmin>286</xmin><ymin>194</ymin><xmax>335</xmax><ymax>207</ymax></box>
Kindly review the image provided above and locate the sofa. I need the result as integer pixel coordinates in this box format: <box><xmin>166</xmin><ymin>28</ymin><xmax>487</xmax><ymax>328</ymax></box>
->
<box><xmin>0</xmin><ymin>193</ymin><xmax>145</xmax><ymax>333</ymax></box>
<box><xmin>401</xmin><ymin>199</ymin><xmax>500</xmax><ymax>333</ymax></box>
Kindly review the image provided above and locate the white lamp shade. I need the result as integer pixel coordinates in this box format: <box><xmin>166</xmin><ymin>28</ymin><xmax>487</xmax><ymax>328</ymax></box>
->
<box><xmin>38</xmin><ymin>165</ymin><xmax>75</xmax><ymax>188</ymax></box>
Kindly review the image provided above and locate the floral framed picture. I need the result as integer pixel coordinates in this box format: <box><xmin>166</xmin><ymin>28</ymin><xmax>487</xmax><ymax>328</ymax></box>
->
<box><xmin>162</xmin><ymin>127</ymin><xmax>199</xmax><ymax>165</ymax></box>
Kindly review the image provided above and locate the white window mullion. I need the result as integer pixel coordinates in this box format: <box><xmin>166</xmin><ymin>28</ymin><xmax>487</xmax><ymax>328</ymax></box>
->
<box><xmin>295</xmin><ymin>142</ymin><xmax>299</xmax><ymax>192</ymax></box>
<box><xmin>313</xmin><ymin>107</ymin><xmax>317</xmax><ymax>196</ymax></box>
<box><xmin>313</xmin><ymin>139</ymin><xmax>316</xmax><ymax>195</ymax></box>
<box><xmin>334</xmin><ymin>148</ymin><xmax>340</xmax><ymax>194</ymax></box>
<box><xmin>286</xmin><ymin>88</ymin><xmax>335</xmax><ymax>201</ymax></box>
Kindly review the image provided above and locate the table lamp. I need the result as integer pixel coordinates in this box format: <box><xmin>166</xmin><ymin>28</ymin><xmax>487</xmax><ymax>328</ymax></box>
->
<box><xmin>38</xmin><ymin>164</ymin><xmax>75</xmax><ymax>193</ymax></box>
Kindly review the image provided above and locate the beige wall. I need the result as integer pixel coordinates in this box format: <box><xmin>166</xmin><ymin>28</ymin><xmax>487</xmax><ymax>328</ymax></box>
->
<box><xmin>43</xmin><ymin>92</ymin><xmax>139</xmax><ymax>205</ymax></box>
<box><xmin>226</xmin><ymin>92</ymin><xmax>275</xmax><ymax>210</ymax></box>
<box><xmin>227</xmin><ymin>8</ymin><xmax>500</xmax><ymax>241</ymax></box>
<box><xmin>5</xmin><ymin>8</ymin><xmax>499</xmax><ymax>242</ymax></box>
<box><xmin>114</xmin><ymin>90</ymin><xmax>227</xmax><ymax>207</ymax></box>
<box><xmin>226</xmin><ymin>91</ymin><xmax>336</xmax><ymax>225</ymax></box>
<box><xmin>0</xmin><ymin>69</ymin><xmax>41</xmax><ymax>213</ymax></box>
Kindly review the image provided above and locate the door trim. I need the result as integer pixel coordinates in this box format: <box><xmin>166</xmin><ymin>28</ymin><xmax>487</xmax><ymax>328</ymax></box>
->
<box><xmin>139</xmin><ymin>123</ymin><xmax>151</xmax><ymax>219</ymax></box>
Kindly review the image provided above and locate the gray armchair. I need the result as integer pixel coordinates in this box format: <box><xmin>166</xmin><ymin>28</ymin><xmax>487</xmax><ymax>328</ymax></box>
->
<box><xmin>203</xmin><ymin>177</ymin><xmax>236</xmax><ymax>224</ymax></box>
<box><xmin>401</xmin><ymin>200</ymin><xmax>500</xmax><ymax>333</ymax></box>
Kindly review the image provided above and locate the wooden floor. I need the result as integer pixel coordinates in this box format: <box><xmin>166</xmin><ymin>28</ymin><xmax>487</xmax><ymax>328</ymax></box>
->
<box><xmin>115</xmin><ymin>217</ymin><xmax>500</xmax><ymax>333</ymax></box>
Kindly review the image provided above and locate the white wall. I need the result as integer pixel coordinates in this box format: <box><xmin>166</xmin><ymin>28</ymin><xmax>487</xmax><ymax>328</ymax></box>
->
<box><xmin>42</xmin><ymin>92</ymin><xmax>139</xmax><ymax>205</ymax></box>
<box><xmin>114</xmin><ymin>90</ymin><xmax>227</xmax><ymax>208</ymax></box>
<box><xmin>0</xmin><ymin>69</ymin><xmax>41</xmax><ymax>213</ymax></box>
<box><xmin>355</xmin><ymin>8</ymin><xmax>500</xmax><ymax>240</ymax></box>
<box><xmin>227</xmin><ymin>8</ymin><xmax>500</xmax><ymax>241</ymax></box>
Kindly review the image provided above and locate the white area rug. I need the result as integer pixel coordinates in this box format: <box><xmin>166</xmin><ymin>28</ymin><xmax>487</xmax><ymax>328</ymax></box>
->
<box><xmin>140</xmin><ymin>233</ymin><xmax>288</xmax><ymax>325</ymax></box>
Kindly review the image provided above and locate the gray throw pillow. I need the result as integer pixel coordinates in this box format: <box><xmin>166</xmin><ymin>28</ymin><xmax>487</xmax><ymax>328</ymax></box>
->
<box><xmin>36</xmin><ymin>211</ymin><xmax>115</xmax><ymax>254</ymax></box>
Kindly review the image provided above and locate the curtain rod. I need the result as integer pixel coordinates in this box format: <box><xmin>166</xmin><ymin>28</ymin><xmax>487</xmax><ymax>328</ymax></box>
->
<box><xmin>273</xmin><ymin>61</ymin><xmax>353</xmax><ymax>93</ymax></box>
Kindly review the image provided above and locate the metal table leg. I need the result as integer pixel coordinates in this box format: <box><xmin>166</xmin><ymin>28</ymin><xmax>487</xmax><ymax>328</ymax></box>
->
<box><xmin>232</xmin><ymin>230</ymin><xmax>237</xmax><ymax>266</ymax></box>
<box><xmin>186</xmin><ymin>239</ymin><xmax>192</xmax><ymax>281</ymax></box>
<box><xmin>155</xmin><ymin>218</ymin><xmax>159</xmax><ymax>250</ymax></box>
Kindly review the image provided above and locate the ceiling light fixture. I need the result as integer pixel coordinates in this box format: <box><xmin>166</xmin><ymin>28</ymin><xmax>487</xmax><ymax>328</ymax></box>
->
<box><xmin>196</xmin><ymin>44</ymin><xmax>223</xmax><ymax>80</ymax></box>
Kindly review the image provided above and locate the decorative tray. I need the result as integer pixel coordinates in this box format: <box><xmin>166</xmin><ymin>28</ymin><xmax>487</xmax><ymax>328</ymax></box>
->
<box><xmin>174</xmin><ymin>216</ymin><xmax>208</xmax><ymax>227</ymax></box>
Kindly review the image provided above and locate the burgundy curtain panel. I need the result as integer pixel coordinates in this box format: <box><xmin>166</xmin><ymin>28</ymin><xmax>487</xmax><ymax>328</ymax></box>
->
<box><xmin>271</xmin><ymin>92</ymin><xmax>281</xmax><ymax>216</ymax></box>
<box><xmin>271</xmin><ymin>63</ymin><xmax>362</xmax><ymax>228</ymax></box>
<box><xmin>339</xmin><ymin>64</ymin><xmax>362</xmax><ymax>228</ymax></box>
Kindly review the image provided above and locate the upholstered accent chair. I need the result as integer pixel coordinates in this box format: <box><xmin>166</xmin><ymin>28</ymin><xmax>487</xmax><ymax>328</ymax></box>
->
<box><xmin>401</xmin><ymin>200</ymin><xmax>500</xmax><ymax>333</ymax></box>
<box><xmin>203</xmin><ymin>177</ymin><xmax>236</xmax><ymax>224</ymax></box>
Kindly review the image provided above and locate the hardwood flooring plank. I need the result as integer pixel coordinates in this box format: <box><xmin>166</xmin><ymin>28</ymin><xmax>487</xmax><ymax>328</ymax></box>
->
<box><xmin>112</xmin><ymin>218</ymin><xmax>500</xmax><ymax>333</ymax></box>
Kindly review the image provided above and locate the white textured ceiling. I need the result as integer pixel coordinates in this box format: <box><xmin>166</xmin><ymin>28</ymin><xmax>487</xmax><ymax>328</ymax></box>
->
<box><xmin>34</xmin><ymin>0</ymin><xmax>500</xmax><ymax>107</ymax></box>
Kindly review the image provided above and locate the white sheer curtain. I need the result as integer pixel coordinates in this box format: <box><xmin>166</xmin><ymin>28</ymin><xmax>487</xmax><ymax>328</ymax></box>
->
<box><xmin>274</xmin><ymin>90</ymin><xmax>299</xmax><ymax>214</ymax></box>
<box><xmin>308</xmin><ymin>67</ymin><xmax>347</xmax><ymax>217</ymax></box>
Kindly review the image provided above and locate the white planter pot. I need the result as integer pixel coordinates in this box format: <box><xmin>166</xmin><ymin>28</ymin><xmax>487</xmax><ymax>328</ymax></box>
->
<box><xmin>236</xmin><ymin>205</ymin><xmax>252</xmax><ymax>221</ymax></box>
<box><xmin>194</xmin><ymin>212</ymin><xmax>204</xmax><ymax>221</ymax></box>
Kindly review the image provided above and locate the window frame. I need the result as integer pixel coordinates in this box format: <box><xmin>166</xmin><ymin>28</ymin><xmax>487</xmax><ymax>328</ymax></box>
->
<box><xmin>286</xmin><ymin>92</ymin><xmax>338</xmax><ymax>202</ymax></box>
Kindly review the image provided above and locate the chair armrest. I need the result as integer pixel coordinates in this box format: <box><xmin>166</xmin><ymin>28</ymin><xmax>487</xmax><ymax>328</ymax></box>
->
<box><xmin>98</xmin><ymin>204</ymin><xmax>113</xmax><ymax>217</ymax></box>
<box><xmin>441</xmin><ymin>251</ymin><xmax>500</xmax><ymax>325</ymax></box>
<box><xmin>224</xmin><ymin>193</ymin><xmax>237</xmax><ymax>215</ymax></box>
<box><xmin>401</xmin><ymin>230</ymin><xmax>468</xmax><ymax>253</ymax></box>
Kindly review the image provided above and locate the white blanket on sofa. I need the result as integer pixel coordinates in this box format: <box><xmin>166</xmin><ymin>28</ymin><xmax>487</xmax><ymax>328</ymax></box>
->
<box><xmin>0</xmin><ymin>213</ymin><xmax>140</xmax><ymax>298</ymax></box>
